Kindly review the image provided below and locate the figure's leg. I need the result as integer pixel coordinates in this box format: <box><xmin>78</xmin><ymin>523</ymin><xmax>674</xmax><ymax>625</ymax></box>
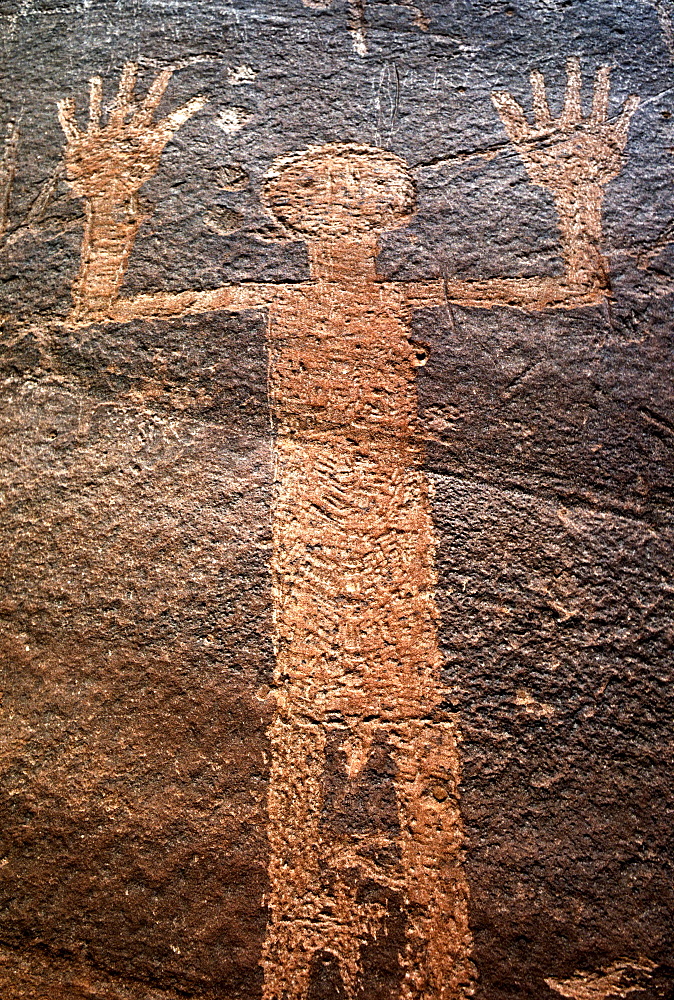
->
<box><xmin>390</xmin><ymin>718</ymin><xmax>475</xmax><ymax>1000</ymax></box>
<box><xmin>262</xmin><ymin>714</ymin><xmax>390</xmax><ymax>1000</ymax></box>
<box><xmin>262</xmin><ymin>713</ymin><xmax>326</xmax><ymax>1000</ymax></box>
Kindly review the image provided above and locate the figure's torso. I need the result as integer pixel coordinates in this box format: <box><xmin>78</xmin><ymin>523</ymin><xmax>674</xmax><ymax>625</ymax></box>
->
<box><xmin>267</xmin><ymin>280</ymin><xmax>442</xmax><ymax>721</ymax></box>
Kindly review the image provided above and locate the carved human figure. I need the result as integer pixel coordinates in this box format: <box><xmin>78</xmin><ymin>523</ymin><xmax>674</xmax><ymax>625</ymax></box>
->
<box><xmin>58</xmin><ymin>60</ymin><xmax>638</xmax><ymax>1000</ymax></box>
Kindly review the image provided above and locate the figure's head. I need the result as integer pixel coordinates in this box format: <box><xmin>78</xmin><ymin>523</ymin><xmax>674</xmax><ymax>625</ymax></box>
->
<box><xmin>262</xmin><ymin>143</ymin><xmax>416</xmax><ymax>240</ymax></box>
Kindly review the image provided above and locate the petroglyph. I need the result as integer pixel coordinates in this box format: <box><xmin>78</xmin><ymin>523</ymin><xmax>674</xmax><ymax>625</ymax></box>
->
<box><xmin>301</xmin><ymin>0</ymin><xmax>428</xmax><ymax>56</ymax></box>
<box><xmin>56</xmin><ymin>59</ymin><xmax>640</xmax><ymax>1000</ymax></box>
<box><xmin>256</xmin><ymin>145</ymin><xmax>474</xmax><ymax>1000</ymax></box>
<box><xmin>216</xmin><ymin>106</ymin><xmax>254</xmax><ymax>133</ymax></box>
<box><xmin>546</xmin><ymin>958</ymin><xmax>659</xmax><ymax>1000</ymax></box>
<box><xmin>227</xmin><ymin>64</ymin><xmax>258</xmax><ymax>85</ymax></box>
<box><xmin>57</xmin><ymin>63</ymin><xmax>207</xmax><ymax>321</ymax></box>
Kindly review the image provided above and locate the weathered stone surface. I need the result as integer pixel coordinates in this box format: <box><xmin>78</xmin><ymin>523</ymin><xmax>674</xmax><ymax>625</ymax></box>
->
<box><xmin>0</xmin><ymin>2</ymin><xmax>672</xmax><ymax>999</ymax></box>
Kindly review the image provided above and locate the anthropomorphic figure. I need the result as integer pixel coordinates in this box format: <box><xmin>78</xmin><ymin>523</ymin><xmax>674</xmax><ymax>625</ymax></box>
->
<box><xmin>58</xmin><ymin>60</ymin><xmax>638</xmax><ymax>1000</ymax></box>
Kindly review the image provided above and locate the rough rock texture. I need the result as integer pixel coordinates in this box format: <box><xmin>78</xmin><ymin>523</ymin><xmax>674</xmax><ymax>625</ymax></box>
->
<box><xmin>1</xmin><ymin>2</ymin><xmax>673</xmax><ymax>1000</ymax></box>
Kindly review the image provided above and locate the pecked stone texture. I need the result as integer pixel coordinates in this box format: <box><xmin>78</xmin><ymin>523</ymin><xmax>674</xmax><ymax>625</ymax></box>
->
<box><xmin>0</xmin><ymin>2</ymin><xmax>673</xmax><ymax>1000</ymax></box>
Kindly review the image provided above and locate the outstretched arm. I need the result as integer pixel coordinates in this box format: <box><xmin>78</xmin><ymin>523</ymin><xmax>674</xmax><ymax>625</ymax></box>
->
<box><xmin>405</xmin><ymin>61</ymin><xmax>639</xmax><ymax>313</ymax></box>
<box><xmin>401</xmin><ymin>275</ymin><xmax>601</xmax><ymax>315</ymax></box>
<box><xmin>58</xmin><ymin>63</ymin><xmax>206</xmax><ymax>322</ymax></box>
<box><xmin>107</xmin><ymin>282</ymin><xmax>281</xmax><ymax>323</ymax></box>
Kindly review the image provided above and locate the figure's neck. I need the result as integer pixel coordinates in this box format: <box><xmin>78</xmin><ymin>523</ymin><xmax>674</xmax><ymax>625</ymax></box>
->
<box><xmin>307</xmin><ymin>235</ymin><xmax>379</xmax><ymax>282</ymax></box>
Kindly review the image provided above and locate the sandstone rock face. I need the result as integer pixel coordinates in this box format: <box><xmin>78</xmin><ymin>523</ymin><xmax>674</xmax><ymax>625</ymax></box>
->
<box><xmin>0</xmin><ymin>3</ymin><xmax>672</xmax><ymax>1000</ymax></box>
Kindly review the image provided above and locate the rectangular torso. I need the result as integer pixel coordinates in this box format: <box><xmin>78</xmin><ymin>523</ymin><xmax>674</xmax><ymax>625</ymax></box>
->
<box><xmin>266</xmin><ymin>281</ymin><xmax>442</xmax><ymax>721</ymax></box>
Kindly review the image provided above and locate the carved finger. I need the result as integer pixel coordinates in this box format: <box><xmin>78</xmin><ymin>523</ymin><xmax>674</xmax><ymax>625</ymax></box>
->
<box><xmin>88</xmin><ymin>76</ymin><xmax>102</xmax><ymax>132</ymax></box>
<box><xmin>156</xmin><ymin>94</ymin><xmax>208</xmax><ymax>137</ymax></box>
<box><xmin>561</xmin><ymin>56</ymin><xmax>582</xmax><ymax>126</ymax></box>
<box><xmin>109</xmin><ymin>61</ymin><xmax>138</xmax><ymax>127</ymax></box>
<box><xmin>529</xmin><ymin>69</ymin><xmax>551</xmax><ymax>127</ymax></box>
<box><xmin>491</xmin><ymin>91</ymin><xmax>530</xmax><ymax>143</ymax></box>
<box><xmin>57</xmin><ymin>97</ymin><xmax>80</xmax><ymax>142</ymax></box>
<box><xmin>590</xmin><ymin>65</ymin><xmax>611</xmax><ymax>123</ymax></box>
<box><xmin>614</xmin><ymin>93</ymin><xmax>639</xmax><ymax>145</ymax></box>
<box><xmin>133</xmin><ymin>67</ymin><xmax>173</xmax><ymax>127</ymax></box>
<box><xmin>2</xmin><ymin>121</ymin><xmax>19</xmax><ymax>162</ymax></box>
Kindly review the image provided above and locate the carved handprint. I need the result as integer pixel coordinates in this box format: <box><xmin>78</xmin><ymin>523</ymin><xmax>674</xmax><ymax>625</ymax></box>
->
<box><xmin>492</xmin><ymin>58</ymin><xmax>638</xmax><ymax>192</ymax></box>
<box><xmin>57</xmin><ymin>62</ymin><xmax>206</xmax><ymax>208</ymax></box>
<box><xmin>492</xmin><ymin>60</ymin><xmax>639</xmax><ymax>289</ymax></box>
<box><xmin>58</xmin><ymin>63</ymin><xmax>207</xmax><ymax>322</ymax></box>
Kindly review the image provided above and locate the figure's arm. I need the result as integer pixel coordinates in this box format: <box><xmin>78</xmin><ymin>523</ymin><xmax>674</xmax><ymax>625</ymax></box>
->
<box><xmin>58</xmin><ymin>63</ymin><xmax>206</xmax><ymax>322</ymax></box>
<box><xmin>403</xmin><ymin>274</ymin><xmax>606</xmax><ymax>313</ymax></box>
<box><xmin>107</xmin><ymin>281</ymin><xmax>281</xmax><ymax>323</ymax></box>
<box><xmin>405</xmin><ymin>61</ymin><xmax>639</xmax><ymax>313</ymax></box>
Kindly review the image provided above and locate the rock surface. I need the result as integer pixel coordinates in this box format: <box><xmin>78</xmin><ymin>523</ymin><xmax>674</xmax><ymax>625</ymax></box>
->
<box><xmin>1</xmin><ymin>2</ymin><xmax>673</xmax><ymax>999</ymax></box>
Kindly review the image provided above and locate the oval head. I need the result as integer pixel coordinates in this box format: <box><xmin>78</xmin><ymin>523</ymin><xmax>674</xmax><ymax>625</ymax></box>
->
<box><xmin>262</xmin><ymin>143</ymin><xmax>416</xmax><ymax>240</ymax></box>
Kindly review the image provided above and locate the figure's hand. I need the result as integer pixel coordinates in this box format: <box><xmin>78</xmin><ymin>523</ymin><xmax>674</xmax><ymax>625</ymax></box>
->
<box><xmin>0</xmin><ymin>121</ymin><xmax>19</xmax><ymax>237</ymax></box>
<box><xmin>491</xmin><ymin>59</ymin><xmax>638</xmax><ymax>195</ymax></box>
<box><xmin>57</xmin><ymin>62</ymin><xmax>207</xmax><ymax>207</ymax></box>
